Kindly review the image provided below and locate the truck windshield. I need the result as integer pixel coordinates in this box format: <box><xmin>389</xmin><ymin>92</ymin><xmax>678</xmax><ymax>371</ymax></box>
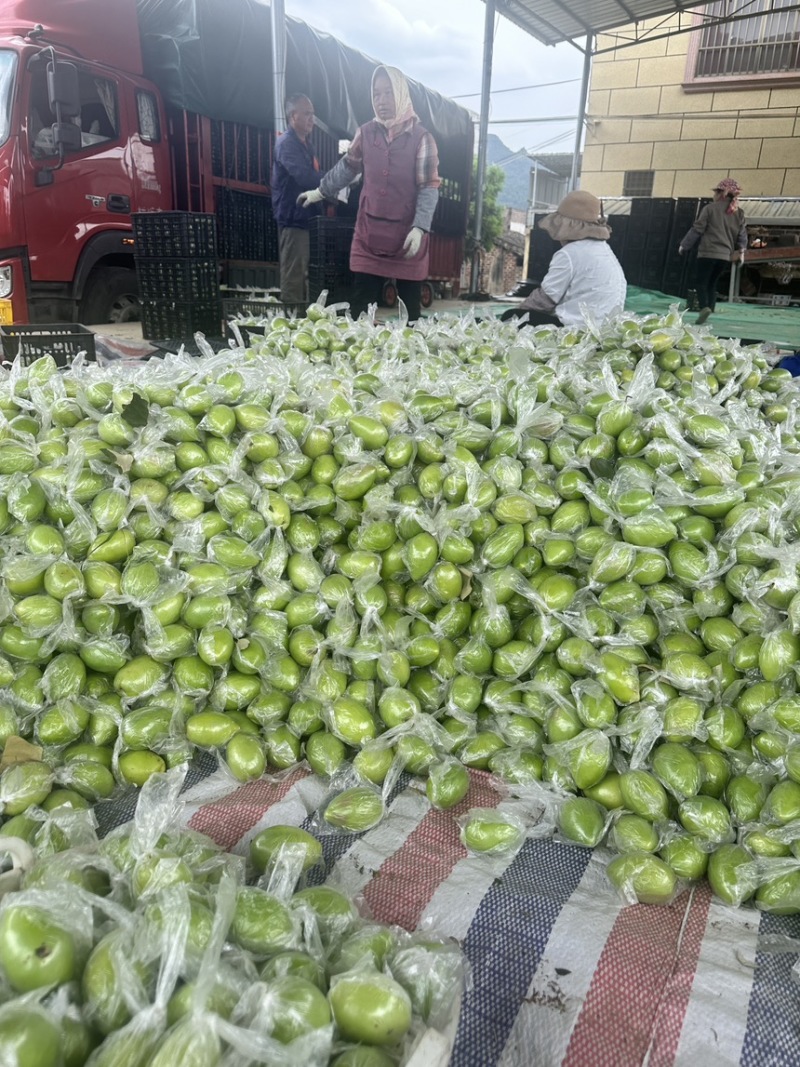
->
<box><xmin>0</xmin><ymin>52</ymin><xmax>16</xmax><ymax>148</ymax></box>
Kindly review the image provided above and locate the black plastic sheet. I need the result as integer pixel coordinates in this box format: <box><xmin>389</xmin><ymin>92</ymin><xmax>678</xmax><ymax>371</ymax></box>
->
<box><xmin>135</xmin><ymin>0</ymin><xmax>473</xmax><ymax>182</ymax></box>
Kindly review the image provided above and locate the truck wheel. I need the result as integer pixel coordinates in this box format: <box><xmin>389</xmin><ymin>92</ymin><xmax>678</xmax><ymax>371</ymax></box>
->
<box><xmin>420</xmin><ymin>282</ymin><xmax>434</xmax><ymax>309</ymax></box>
<box><xmin>80</xmin><ymin>268</ymin><xmax>141</xmax><ymax>325</ymax></box>
<box><xmin>382</xmin><ymin>281</ymin><xmax>398</xmax><ymax>308</ymax></box>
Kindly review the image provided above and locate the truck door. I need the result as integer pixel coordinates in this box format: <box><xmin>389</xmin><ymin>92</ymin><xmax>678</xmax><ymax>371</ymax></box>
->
<box><xmin>22</xmin><ymin>59</ymin><xmax>135</xmax><ymax>297</ymax></box>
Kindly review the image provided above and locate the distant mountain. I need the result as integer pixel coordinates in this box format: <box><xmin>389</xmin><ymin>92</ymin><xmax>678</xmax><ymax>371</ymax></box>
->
<box><xmin>486</xmin><ymin>134</ymin><xmax>531</xmax><ymax>212</ymax></box>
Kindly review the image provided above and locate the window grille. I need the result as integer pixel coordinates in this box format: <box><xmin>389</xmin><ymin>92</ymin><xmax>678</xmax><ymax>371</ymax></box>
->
<box><xmin>622</xmin><ymin>171</ymin><xmax>655</xmax><ymax>197</ymax></box>
<box><xmin>695</xmin><ymin>0</ymin><xmax>800</xmax><ymax>77</ymax></box>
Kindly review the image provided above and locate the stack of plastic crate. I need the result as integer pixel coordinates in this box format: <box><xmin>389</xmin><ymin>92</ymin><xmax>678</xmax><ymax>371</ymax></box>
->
<box><xmin>214</xmin><ymin>190</ymin><xmax>279</xmax><ymax>263</ymax></box>
<box><xmin>308</xmin><ymin>217</ymin><xmax>355</xmax><ymax>303</ymax></box>
<box><xmin>133</xmin><ymin>212</ymin><xmax>221</xmax><ymax>340</ymax></box>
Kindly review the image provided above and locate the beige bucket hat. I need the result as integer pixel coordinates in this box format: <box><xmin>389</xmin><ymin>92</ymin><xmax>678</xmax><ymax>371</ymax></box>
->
<box><xmin>539</xmin><ymin>191</ymin><xmax>611</xmax><ymax>242</ymax></box>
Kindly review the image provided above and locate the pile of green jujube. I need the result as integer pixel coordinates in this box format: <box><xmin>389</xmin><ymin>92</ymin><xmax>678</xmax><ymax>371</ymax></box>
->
<box><xmin>0</xmin><ymin>304</ymin><xmax>800</xmax><ymax>910</ymax></box>
<box><xmin>0</xmin><ymin>772</ymin><xmax>463</xmax><ymax>1066</ymax></box>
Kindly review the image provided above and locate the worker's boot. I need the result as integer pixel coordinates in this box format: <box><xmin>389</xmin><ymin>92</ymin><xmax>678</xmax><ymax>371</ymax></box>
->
<box><xmin>696</xmin><ymin>307</ymin><xmax>712</xmax><ymax>325</ymax></box>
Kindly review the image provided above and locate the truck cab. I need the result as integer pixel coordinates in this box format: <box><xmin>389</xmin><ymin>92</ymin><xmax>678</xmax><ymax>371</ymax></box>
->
<box><xmin>0</xmin><ymin>17</ymin><xmax>171</xmax><ymax>325</ymax></box>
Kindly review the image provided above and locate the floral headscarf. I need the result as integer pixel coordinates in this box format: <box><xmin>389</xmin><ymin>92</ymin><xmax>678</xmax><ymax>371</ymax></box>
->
<box><xmin>714</xmin><ymin>178</ymin><xmax>742</xmax><ymax>215</ymax></box>
<box><xmin>372</xmin><ymin>66</ymin><xmax>417</xmax><ymax>135</ymax></box>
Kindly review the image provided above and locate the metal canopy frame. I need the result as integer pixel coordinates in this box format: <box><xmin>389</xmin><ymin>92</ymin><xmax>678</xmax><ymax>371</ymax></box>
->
<box><xmin>492</xmin><ymin>0</ymin><xmax>717</xmax><ymax>51</ymax></box>
<box><xmin>497</xmin><ymin>0</ymin><xmax>800</xmax><ymax>55</ymax></box>
<box><xmin>469</xmin><ymin>0</ymin><xmax>800</xmax><ymax>292</ymax></box>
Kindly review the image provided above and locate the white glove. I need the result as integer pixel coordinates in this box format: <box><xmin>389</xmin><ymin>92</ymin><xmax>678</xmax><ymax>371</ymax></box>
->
<box><xmin>678</xmin><ymin>246</ymin><xmax>685</xmax><ymax>256</ymax></box>
<box><xmin>403</xmin><ymin>226</ymin><xmax>424</xmax><ymax>258</ymax></box>
<box><xmin>297</xmin><ymin>188</ymin><xmax>324</xmax><ymax>208</ymax></box>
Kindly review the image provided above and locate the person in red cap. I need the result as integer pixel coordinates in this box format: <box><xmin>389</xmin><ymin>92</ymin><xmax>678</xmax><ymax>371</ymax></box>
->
<box><xmin>679</xmin><ymin>178</ymin><xmax>747</xmax><ymax>324</ymax></box>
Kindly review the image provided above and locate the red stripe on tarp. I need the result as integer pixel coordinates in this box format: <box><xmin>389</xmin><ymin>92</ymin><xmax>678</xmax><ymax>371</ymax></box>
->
<box><xmin>646</xmin><ymin>882</ymin><xmax>713</xmax><ymax>1067</ymax></box>
<box><xmin>563</xmin><ymin>884</ymin><xmax>711</xmax><ymax>1067</ymax></box>
<box><xmin>188</xmin><ymin>766</ymin><xmax>310</xmax><ymax>850</ymax></box>
<box><xmin>361</xmin><ymin>769</ymin><xmax>501</xmax><ymax>932</ymax></box>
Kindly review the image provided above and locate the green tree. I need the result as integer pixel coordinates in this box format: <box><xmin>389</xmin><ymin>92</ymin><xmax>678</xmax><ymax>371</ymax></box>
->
<box><xmin>467</xmin><ymin>161</ymin><xmax>505</xmax><ymax>252</ymax></box>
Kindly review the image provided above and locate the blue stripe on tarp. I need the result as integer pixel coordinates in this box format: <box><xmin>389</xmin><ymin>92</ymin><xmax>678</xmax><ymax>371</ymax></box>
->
<box><xmin>740</xmin><ymin>911</ymin><xmax>800</xmax><ymax>1067</ymax></box>
<box><xmin>93</xmin><ymin>750</ymin><xmax>219</xmax><ymax>838</ymax></box>
<box><xmin>302</xmin><ymin>771</ymin><xmax>413</xmax><ymax>886</ymax></box>
<box><xmin>451</xmin><ymin>837</ymin><xmax>592</xmax><ymax>1067</ymax></box>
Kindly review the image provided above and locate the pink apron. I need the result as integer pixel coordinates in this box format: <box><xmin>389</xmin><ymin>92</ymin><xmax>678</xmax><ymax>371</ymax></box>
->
<box><xmin>350</xmin><ymin>119</ymin><xmax>430</xmax><ymax>281</ymax></box>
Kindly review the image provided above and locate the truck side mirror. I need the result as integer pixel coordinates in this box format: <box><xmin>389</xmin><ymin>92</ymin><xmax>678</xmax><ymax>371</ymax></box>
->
<box><xmin>47</xmin><ymin>60</ymin><xmax>79</xmax><ymax>118</ymax></box>
<box><xmin>34</xmin><ymin>55</ymin><xmax>81</xmax><ymax>184</ymax></box>
<box><xmin>52</xmin><ymin>122</ymin><xmax>81</xmax><ymax>153</ymax></box>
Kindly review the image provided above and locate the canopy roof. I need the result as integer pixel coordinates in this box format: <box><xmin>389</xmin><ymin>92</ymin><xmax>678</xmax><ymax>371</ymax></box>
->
<box><xmin>490</xmin><ymin>0</ymin><xmax>717</xmax><ymax>48</ymax></box>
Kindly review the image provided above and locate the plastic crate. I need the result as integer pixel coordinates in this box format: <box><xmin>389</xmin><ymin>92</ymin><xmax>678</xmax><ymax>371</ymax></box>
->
<box><xmin>309</xmin><ymin>217</ymin><xmax>355</xmax><ymax>269</ymax></box>
<box><xmin>141</xmin><ymin>299</ymin><xmax>222</xmax><ymax>341</ymax></box>
<box><xmin>223</xmin><ymin>298</ymin><xmax>307</xmax><ymax>343</ymax></box>
<box><xmin>215</xmin><ymin>189</ymin><xmax>278</xmax><ymax>262</ymax></box>
<box><xmin>0</xmin><ymin>323</ymin><xmax>96</xmax><ymax>366</ymax></box>
<box><xmin>223</xmin><ymin>264</ymin><xmax>280</xmax><ymax>291</ymax></box>
<box><xmin>309</xmin><ymin>269</ymin><xmax>354</xmax><ymax>305</ymax></box>
<box><xmin>222</xmin><ymin>297</ymin><xmax>305</xmax><ymax>320</ymax></box>
<box><xmin>135</xmin><ymin>257</ymin><xmax>219</xmax><ymax>302</ymax></box>
<box><xmin>432</xmin><ymin>197</ymin><xmax>466</xmax><ymax>238</ymax></box>
<box><xmin>132</xmin><ymin>212</ymin><xmax>218</xmax><ymax>259</ymax></box>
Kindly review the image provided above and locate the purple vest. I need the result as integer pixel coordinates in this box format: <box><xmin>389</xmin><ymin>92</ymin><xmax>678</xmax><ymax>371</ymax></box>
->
<box><xmin>351</xmin><ymin>119</ymin><xmax>430</xmax><ymax>281</ymax></box>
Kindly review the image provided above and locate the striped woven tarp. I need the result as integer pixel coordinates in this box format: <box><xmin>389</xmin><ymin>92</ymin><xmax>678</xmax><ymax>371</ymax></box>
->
<box><xmin>93</xmin><ymin>759</ymin><xmax>800</xmax><ymax>1067</ymax></box>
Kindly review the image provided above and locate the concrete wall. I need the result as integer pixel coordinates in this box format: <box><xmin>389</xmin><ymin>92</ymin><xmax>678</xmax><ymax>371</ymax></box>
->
<box><xmin>582</xmin><ymin>15</ymin><xmax>800</xmax><ymax>198</ymax></box>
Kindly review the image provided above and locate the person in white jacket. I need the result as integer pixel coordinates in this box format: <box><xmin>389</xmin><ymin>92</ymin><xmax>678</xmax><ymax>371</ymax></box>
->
<box><xmin>503</xmin><ymin>191</ymin><xmax>626</xmax><ymax>329</ymax></box>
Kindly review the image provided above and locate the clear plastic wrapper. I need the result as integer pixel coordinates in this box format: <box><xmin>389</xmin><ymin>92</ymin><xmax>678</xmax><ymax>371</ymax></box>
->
<box><xmin>85</xmin><ymin>883</ymin><xmax>190</xmax><ymax>1066</ymax></box>
<box><xmin>458</xmin><ymin>806</ymin><xmax>527</xmax><ymax>857</ymax></box>
<box><xmin>312</xmin><ymin>766</ymin><xmax>390</xmax><ymax>837</ymax></box>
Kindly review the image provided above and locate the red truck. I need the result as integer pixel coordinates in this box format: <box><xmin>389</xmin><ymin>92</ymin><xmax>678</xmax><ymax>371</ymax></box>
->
<box><xmin>0</xmin><ymin>0</ymin><xmax>472</xmax><ymax>326</ymax></box>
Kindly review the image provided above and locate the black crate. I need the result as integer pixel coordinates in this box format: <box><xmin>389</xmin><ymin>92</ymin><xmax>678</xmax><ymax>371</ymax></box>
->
<box><xmin>432</xmin><ymin>197</ymin><xmax>465</xmax><ymax>237</ymax></box>
<box><xmin>222</xmin><ymin>297</ymin><xmax>305</xmax><ymax>319</ymax></box>
<box><xmin>527</xmin><ymin>216</ymin><xmax>560</xmax><ymax>284</ymax></box>
<box><xmin>215</xmin><ymin>189</ymin><xmax>278</xmax><ymax>262</ymax></box>
<box><xmin>630</xmin><ymin>197</ymin><xmax>674</xmax><ymax>222</ymax></box>
<box><xmin>132</xmin><ymin>212</ymin><xmax>218</xmax><ymax>258</ymax></box>
<box><xmin>141</xmin><ymin>299</ymin><xmax>222</xmax><ymax>341</ymax></box>
<box><xmin>0</xmin><ymin>323</ymin><xmax>96</xmax><ymax>366</ymax></box>
<box><xmin>225</xmin><ymin>323</ymin><xmax>265</xmax><ymax>346</ymax></box>
<box><xmin>607</xmin><ymin>213</ymin><xmax>629</xmax><ymax>263</ymax></box>
<box><xmin>641</xmin><ymin>248</ymin><xmax>672</xmax><ymax>291</ymax></box>
<box><xmin>222</xmin><ymin>297</ymin><xmax>306</xmax><ymax>340</ymax></box>
<box><xmin>661</xmin><ymin>198</ymin><xmax>701</xmax><ymax>297</ymax></box>
<box><xmin>309</xmin><ymin>217</ymin><xmax>355</xmax><ymax>269</ymax></box>
<box><xmin>309</xmin><ymin>261</ymin><xmax>354</xmax><ymax>303</ymax></box>
<box><xmin>135</xmin><ymin>258</ymin><xmax>219</xmax><ymax>302</ymax></box>
<box><xmin>309</xmin><ymin>268</ymin><xmax>354</xmax><ymax>305</ymax></box>
<box><xmin>223</xmin><ymin>264</ymin><xmax>280</xmax><ymax>290</ymax></box>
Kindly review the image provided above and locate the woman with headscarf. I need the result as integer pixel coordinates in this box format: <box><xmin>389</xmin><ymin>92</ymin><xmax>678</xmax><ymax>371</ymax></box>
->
<box><xmin>297</xmin><ymin>65</ymin><xmax>440</xmax><ymax>323</ymax></box>
<box><xmin>503</xmin><ymin>191</ymin><xmax>627</xmax><ymax>329</ymax></box>
<box><xmin>679</xmin><ymin>178</ymin><xmax>747</xmax><ymax>325</ymax></box>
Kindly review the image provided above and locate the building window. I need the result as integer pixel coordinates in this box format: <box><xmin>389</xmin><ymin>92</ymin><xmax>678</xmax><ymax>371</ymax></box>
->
<box><xmin>694</xmin><ymin>0</ymin><xmax>800</xmax><ymax>77</ymax></box>
<box><xmin>623</xmin><ymin>171</ymin><xmax>654</xmax><ymax>197</ymax></box>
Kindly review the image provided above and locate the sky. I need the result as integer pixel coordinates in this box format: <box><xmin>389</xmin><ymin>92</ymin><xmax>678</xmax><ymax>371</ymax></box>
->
<box><xmin>284</xmin><ymin>0</ymin><xmax>586</xmax><ymax>159</ymax></box>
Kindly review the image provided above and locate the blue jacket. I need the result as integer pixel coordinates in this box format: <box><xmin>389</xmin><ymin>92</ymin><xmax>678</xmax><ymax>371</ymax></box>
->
<box><xmin>271</xmin><ymin>128</ymin><xmax>320</xmax><ymax>229</ymax></box>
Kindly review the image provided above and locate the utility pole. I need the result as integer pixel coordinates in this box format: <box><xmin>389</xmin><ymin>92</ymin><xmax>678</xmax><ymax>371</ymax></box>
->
<box><xmin>469</xmin><ymin>0</ymin><xmax>496</xmax><ymax>294</ymax></box>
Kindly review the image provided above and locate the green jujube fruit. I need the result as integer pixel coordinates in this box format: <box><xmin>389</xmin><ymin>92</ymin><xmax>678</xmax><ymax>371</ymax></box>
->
<box><xmin>558</xmin><ymin>797</ymin><xmax>606</xmax><ymax>847</ymax></box>
<box><xmin>607</xmin><ymin>852</ymin><xmax>677</xmax><ymax>905</ymax></box>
